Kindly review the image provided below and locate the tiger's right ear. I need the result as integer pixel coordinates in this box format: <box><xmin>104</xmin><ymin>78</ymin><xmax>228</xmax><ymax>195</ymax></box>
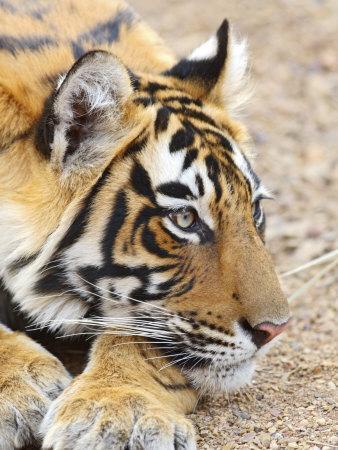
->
<box><xmin>164</xmin><ymin>20</ymin><xmax>250</xmax><ymax>116</ymax></box>
<box><xmin>36</xmin><ymin>51</ymin><xmax>134</xmax><ymax>180</ymax></box>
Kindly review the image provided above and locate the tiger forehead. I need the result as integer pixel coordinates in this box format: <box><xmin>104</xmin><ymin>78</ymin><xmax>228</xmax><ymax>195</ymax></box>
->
<box><xmin>132</xmin><ymin>75</ymin><xmax>242</xmax><ymax>140</ymax></box>
<box><xmin>128</xmin><ymin>83</ymin><xmax>253</xmax><ymax>201</ymax></box>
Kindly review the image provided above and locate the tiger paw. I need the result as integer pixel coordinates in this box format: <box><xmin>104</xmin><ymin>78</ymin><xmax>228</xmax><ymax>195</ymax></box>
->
<box><xmin>0</xmin><ymin>328</ymin><xmax>72</xmax><ymax>449</ymax></box>
<box><xmin>41</xmin><ymin>381</ymin><xmax>196</xmax><ymax>450</ymax></box>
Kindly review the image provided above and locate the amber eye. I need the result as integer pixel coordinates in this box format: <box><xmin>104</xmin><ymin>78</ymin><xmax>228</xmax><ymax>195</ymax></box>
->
<box><xmin>169</xmin><ymin>208</ymin><xmax>198</xmax><ymax>230</ymax></box>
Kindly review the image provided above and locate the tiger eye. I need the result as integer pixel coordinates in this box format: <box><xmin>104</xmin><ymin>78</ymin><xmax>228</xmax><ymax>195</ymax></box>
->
<box><xmin>170</xmin><ymin>209</ymin><xmax>197</xmax><ymax>229</ymax></box>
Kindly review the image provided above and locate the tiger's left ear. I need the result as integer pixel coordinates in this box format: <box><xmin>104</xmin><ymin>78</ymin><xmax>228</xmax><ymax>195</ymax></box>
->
<box><xmin>164</xmin><ymin>19</ymin><xmax>249</xmax><ymax>115</ymax></box>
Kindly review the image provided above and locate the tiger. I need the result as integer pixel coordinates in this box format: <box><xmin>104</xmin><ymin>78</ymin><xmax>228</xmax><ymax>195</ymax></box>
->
<box><xmin>0</xmin><ymin>0</ymin><xmax>290</xmax><ymax>449</ymax></box>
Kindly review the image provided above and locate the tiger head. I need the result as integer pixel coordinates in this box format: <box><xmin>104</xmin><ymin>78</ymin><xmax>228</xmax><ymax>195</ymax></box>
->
<box><xmin>19</xmin><ymin>20</ymin><xmax>290</xmax><ymax>392</ymax></box>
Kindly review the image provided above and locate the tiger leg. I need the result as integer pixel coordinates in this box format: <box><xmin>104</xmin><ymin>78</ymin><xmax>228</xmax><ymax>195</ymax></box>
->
<box><xmin>0</xmin><ymin>324</ymin><xmax>72</xmax><ymax>449</ymax></box>
<box><xmin>41</xmin><ymin>335</ymin><xmax>198</xmax><ymax>450</ymax></box>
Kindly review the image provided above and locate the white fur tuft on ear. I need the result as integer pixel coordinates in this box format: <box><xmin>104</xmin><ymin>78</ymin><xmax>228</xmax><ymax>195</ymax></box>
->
<box><xmin>222</xmin><ymin>29</ymin><xmax>251</xmax><ymax>116</ymax></box>
<box><xmin>188</xmin><ymin>35</ymin><xmax>218</xmax><ymax>61</ymax></box>
<box><xmin>164</xmin><ymin>20</ymin><xmax>251</xmax><ymax>116</ymax></box>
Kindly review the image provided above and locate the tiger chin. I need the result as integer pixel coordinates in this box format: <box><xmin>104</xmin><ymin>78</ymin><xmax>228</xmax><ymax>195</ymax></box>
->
<box><xmin>0</xmin><ymin>0</ymin><xmax>290</xmax><ymax>449</ymax></box>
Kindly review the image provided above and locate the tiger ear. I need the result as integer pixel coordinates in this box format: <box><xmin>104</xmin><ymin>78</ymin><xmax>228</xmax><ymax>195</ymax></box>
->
<box><xmin>164</xmin><ymin>20</ymin><xmax>249</xmax><ymax>115</ymax></box>
<box><xmin>37</xmin><ymin>51</ymin><xmax>133</xmax><ymax>180</ymax></box>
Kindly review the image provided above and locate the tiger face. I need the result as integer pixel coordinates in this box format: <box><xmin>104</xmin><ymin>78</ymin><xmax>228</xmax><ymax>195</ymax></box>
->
<box><xmin>12</xmin><ymin>20</ymin><xmax>289</xmax><ymax>392</ymax></box>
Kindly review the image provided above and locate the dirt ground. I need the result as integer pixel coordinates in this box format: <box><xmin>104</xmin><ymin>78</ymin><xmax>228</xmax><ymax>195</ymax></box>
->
<box><xmin>127</xmin><ymin>1</ymin><xmax>338</xmax><ymax>449</ymax></box>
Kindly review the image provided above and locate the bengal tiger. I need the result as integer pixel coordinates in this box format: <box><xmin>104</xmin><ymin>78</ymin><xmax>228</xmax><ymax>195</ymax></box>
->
<box><xmin>0</xmin><ymin>0</ymin><xmax>290</xmax><ymax>448</ymax></box>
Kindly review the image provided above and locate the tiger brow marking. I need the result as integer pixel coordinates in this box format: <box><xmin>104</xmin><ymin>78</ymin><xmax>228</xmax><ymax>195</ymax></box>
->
<box><xmin>182</xmin><ymin>148</ymin><xmax>198</xmax><ymax>171</ymax></box>
<box><xmin>167</xmin><ymin>106</ymin><xmax>218</xmax><ymax>128</ymax></box>
<box><xmin>162</xmin><ymin>95</ymin><xmax>202</xmax><ymax>107</ymax></box>
<box><xmin>157</xmin><ymin>182</ymin><xmax>196</xmax><ymax>200</ymax></box>
<box><xmin>131</xmin><ymin>161</ymin><xmax>156</xmax><ymax>204</ymax></box>
<box><xmin>205</xmin><ymin>154</ymin><xmax>222</xmax><ymax>202</ymax></box>
<box><xmin>195</xmin><ymin>174</ymin><xmax>205</xmax><ymax>197</ymax></box>
<box><xmin>143</xmin><ymin>82</ymin><xmax>178</xmax><ymax>96</ymax></box>
<box><xmin>169</xmin><ymin>126</ymin><xmax>195</xmax><ymax>153</ymax></box>
<box><xmin>154</xmin><ymin>107</ymin><xmax>171</xmax><ymax>137</ymax></box>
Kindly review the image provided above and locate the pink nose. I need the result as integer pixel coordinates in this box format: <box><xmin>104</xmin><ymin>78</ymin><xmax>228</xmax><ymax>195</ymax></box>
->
<box><xmin>253</xmin><ymin>321</ymin><xmax>289</xmax><ymax>348</ymax></box>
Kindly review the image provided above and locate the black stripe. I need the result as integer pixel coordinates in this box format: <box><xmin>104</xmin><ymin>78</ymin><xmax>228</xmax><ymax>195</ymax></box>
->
<box><xmin>141</xmin><ymin>226</ymin><xmax>175</xmax><ymax>259</ymax></box>
<box><xmin>56</xmin><ymin>165</ymin><xmax>112</xmax><ymax>253</ymax></box>
<box><xmin>182</xmin><ymin>148</ymin><xmax>198</xmax><ymax>170</ymax></box>
<box><xmin>195</xmin><ymin>174</ymin><xmax>205</xmax><ymax>197</ymax></box>
<box><xmin>8</xmin><ymin>252</ymin><xmax>39</xmax><ymax>273</ymax></box>
<box><xmin>157</xmin><ymin>182</ymin><xmax>195</xmax><ymax>200</ymax></box>
<box><xmin>131</xmin><ymin>162</ymin><xmax>156</xmax><ymax>204</ymax></box>
<box><xmin>205</xmin><ymin>154</ymin><xmax>222</xmax><ymax>202</ymax></box>
<box><xmin>35</xmin><ymin>267</ymin><xmax>72</xmax><ymax>295</ymax></box>
<box><xmin>0</xmin><ymin>35</ymin><xmax>54</xmax><ymax>55</ymax></box>
<box><xmin>151</xmin><ymin>374</ymin><xmax>191</xmax><ymax>391</ymax></box>
<box><xmin>159</xmin><ymin>223</ymin><xmax>188</xmax><ymax>245</ymax></box>
<box><xmin>123</xmin><ymin>134</ymin><xmax>148</xmax><ymax>158</ymax></box>
<box><xmin>144</xmin><ymin>82</ymin><xmax>176</xmax><ymax>96</ymax></box>
<box><xmin>74</xmin><ymin>9</ymin><xmax>135</xmax><ymax>47</ymax></box>
<box><xmin>101</xmin><ymin>190</ymin><xmax>128</xmax><ymax>266</ymax></box>
<box><xmin>168</xmin><ymin>106</ymin><xmax>217</xmax><ymax>128</ymax></box>
<box><xmin>169</xmin><ymin>127</ymin><xmax>194</xmax><ymax>153</ymax></box>
<box><xmin>133</xmin><ymin>96</ymin><xmax>153</xmax><ymax>107</ymax></box>
<box><xmin>170</xmin><ymin>277</ymin><xmax>195</xmax><ymax>298</ymax></box>
<box><xmin>154</xmin><ymin>107</ymin><xmax>171</xmax><ymax>137</ymax></box>
<box><xmin>131</xmin><ymin>206</ymin><xmax>162</xmax><ymax>244</ymax></box>
<box><xmin>162</xmin><ymin>96</ymin><xmax>202</xmax><ymax>107</ymax></box>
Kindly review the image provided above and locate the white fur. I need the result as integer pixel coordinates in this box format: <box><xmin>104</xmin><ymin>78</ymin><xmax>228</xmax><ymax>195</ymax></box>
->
<box><xmin>222</xmin><ymin>30</ymin><xmax>251</xmax><ymax>116</ymax></box>
<box><xmin>188</xmin><ymin>35</ymin><xmax>218</xmax><ymax>61</ymax></box>
<box><xmin>168</xmin><ymin>319</ymin><xmax>258</xmax><ymax>393</ymax></box>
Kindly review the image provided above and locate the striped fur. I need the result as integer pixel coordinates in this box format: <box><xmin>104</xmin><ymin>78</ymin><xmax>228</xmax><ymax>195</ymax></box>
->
<box><xmin>0</xmin><ymin>1</ymin><xmax>289</xmax><ymax>448</ymax></box>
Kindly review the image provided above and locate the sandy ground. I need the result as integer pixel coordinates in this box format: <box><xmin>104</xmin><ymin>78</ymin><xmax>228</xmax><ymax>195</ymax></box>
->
<box><xmin>126</xmin><ymin>1</ymin><xmax>338</xmax><ymax>449</ymax></box>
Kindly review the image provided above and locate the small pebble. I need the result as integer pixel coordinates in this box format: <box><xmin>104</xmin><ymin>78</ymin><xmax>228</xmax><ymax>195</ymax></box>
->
<box><xmin>329</xmin><ymin>436</ymin><xmax>338</xmax><ymax>445</ymax></box>
<box><xmin>317</xmin><ymin>417</ymin><xmax>326</xmax><ymax>426</ymax></box>
<box><xmin>241</xmin><ymin>432</ymin><xmax>255</xmax><ymax>443</ymax></box>
<box><xmin>271</xmin><ymin>432</ymin><xmax>283</xmax><ymax>441</ymax></box>
<box><xmin>259</xmin><ymin>433</ymin><xmax>271</xmax><ymax>446</ymax></box>
<box><xmin>287</xmin><ymin>443</ymin><xmax>298</xmax><ymax>449</ymax></box>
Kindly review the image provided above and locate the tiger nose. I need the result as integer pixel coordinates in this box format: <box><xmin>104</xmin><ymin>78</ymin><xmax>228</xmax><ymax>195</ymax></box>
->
<box><xmin>252</xmin><ymin>321</ymin><xmax>289</xmax><ymax>348</ymax></box>
<box><xmin>241</xmin><ymin>319</ymin><xmax>290</xmax><ymax>348</ymax></box>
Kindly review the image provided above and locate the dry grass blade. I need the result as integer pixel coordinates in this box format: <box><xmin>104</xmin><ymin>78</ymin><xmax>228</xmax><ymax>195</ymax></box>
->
<box><xmin>280</xmin><ymin>248</ymin><xmax>338</xmax><ymax>278</ymax></box>
<box><xmin>288</xmin><ymin>257</ymin><xmax>338</xmax><ymax>302</ymax></box>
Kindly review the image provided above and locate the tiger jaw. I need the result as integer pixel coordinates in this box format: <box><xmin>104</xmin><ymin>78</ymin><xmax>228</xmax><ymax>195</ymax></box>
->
<box><xmin>185</xmin><ymin>358</ymin><xmax>256</xmax><ymax>394</ymax></box>
<box><xmin>182</xmin><ymin>337</ymin><xmax>279</xmax><ymax>393</ymax></box>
